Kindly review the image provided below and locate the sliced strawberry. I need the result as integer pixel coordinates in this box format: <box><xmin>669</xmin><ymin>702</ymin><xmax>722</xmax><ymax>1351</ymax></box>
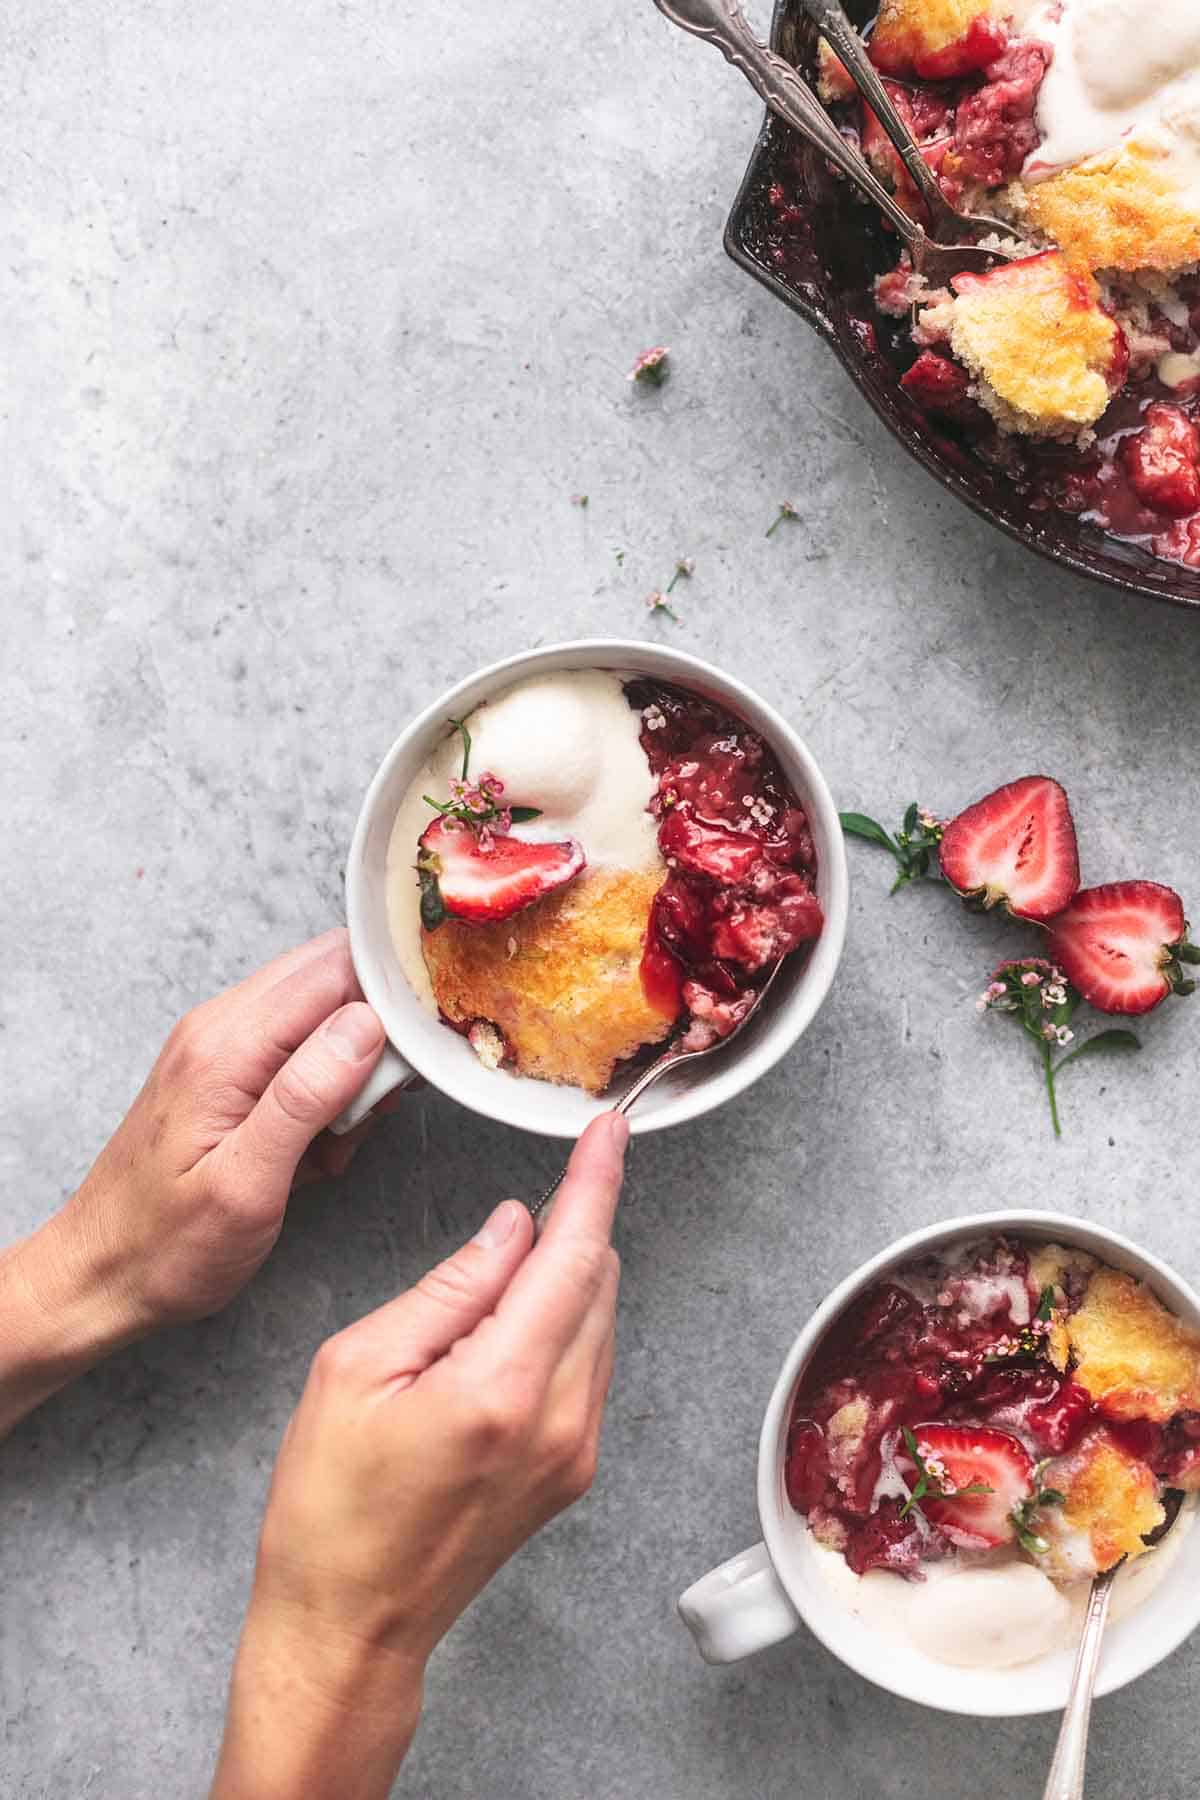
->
<box><xmin>417</xmin><ymin>817</ymin><xmax>584</xmax><ymax>926</ymax></box>
<box><xmin>897</xmin><ymin>1424</ymin><xmax>1035</xmax><ymax>1551</ymax></box>
<box><xmin>939</xmin><ymin>776</ymin><xmax>1080</xmax><ymax>922</ymax></box>
<box><xmin>1045</xmin><ymin>881</ymin><xmax>1195</xmax><ymax>1015</ymax></box>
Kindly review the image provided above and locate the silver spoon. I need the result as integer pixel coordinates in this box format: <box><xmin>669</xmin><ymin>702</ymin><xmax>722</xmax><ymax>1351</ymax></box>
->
<box><xmin>651</xmin><ymin>0</ymin><xmax>1011</xmax><ymax>284</ymax></box>
<box><xmin>796</xmin><ymin>0</ymin><xmax>1015</xmax><ymax>245</ymax></box>
<box><xmin>528</xmin><ymin>959</ymin><xmax>786</xmax><ymax>1222</ymax></box>
<box><xmin>1042</xmin><ymin>1489</ymin><xmax>1184</xmax><ymax>1800</ymax></box>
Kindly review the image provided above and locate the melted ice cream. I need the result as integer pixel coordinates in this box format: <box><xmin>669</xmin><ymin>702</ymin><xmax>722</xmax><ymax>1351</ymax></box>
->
<box><xmin>813</xmin><ymin>1498</ymin><xmax>1193</xmax><ymax>1670</ymax></box>
<box><xmin>1022</xmin><ymin>0</ymin><xmax>1200</xmax><ymax>199</ymax></box>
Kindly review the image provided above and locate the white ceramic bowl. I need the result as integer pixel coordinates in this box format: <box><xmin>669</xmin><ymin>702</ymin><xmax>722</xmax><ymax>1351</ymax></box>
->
<box><xmin>679</xmin><ymin>1212</ymin><xmax>1200</xmax><ymax>1715</ymax></box>
<box><xmin>336</xmin><ymin>638</ymin><xmax>848</xmax><ymax>1140</ymax></box>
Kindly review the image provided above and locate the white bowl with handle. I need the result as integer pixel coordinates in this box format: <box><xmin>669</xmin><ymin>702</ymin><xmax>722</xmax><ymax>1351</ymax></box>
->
<box><xmin>678</xmin><ymin>1212</ymin><xmax>1200</xmax><ymax>1714</ymax></box>
<box><xmin>335</xmin><ymin>638</ymin><xmax>848</xmax><ymax>1139</ymax></box>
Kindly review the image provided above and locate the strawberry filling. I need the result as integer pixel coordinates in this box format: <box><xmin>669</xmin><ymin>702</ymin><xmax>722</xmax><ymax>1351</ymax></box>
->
<box><xmin>627</xmin><ymin>682</ymin><xmax>824</xmax><ymax>1046</ymax></box>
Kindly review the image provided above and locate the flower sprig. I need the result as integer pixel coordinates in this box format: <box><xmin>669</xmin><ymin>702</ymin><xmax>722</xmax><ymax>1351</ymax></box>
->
<box><xmin>979</xmin><ymin>959</ymin><xmax>1140</xmax><ymax>1138</ymax></box>
<box><xmin>1012</xmin><ymin>1463</ymin><xmax>1067</xmax><ymax>1558</ymax></box>
<box><xmin>766</xmin><ymin>499</ymin><xmax>799</xmax><ymax>538</ymax></box>
<box><xmin>898</xmin><ymin>1426</ymin><xmax>993</xmax><ymax>1521</ymax></box>
<box><xmin>628</xmin><ymin>345</ymin><xmax>670</xmax><ymax>387</ymax></box>
<box><xmin>840</xmin><ymin>804</ymin><xmax>946</xmax><ymax>894</ymax></box>
<box><xmin>422</xmin><ymin>719</ymin><xmax>542</xmax><ymax>847</ymax></box>
<box><xmin>985</xmin><ymin>1287</ymin><xmax>1058</xmax><ymax>1362</ymax></box>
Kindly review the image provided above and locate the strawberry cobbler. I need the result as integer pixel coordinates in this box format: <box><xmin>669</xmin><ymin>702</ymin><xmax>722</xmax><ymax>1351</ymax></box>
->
<box><xmin>786</xmin><ymin>1234</ymin><xmax>1199</xmax><ymax>1667</ymax></box>
<box><xmin>804</xmin><ymin>0</ymin><xmax>1200</xmax><ymax>568</ymax></box>
<box><xmin>385</xmin><ymin>672</ymin><xmax>823</xmax><ymax>1094</ymax></box>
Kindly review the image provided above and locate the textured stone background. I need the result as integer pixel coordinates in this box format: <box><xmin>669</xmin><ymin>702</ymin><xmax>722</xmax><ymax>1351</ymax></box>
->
<box><xmin>3</xmin><ymin>2</ymin><xmax>1200</xmax><ymax>1795</ymax></box>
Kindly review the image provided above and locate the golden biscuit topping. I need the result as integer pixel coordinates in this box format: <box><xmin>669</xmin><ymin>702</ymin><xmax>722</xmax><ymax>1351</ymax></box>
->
<box><xmin>1068</xmin><ymin>1267</ymin><xmax>1200</xmax><ymax>1423</ymax></box>
<box><xmin>1043</xmin><ymin>1430</ymin><xmax>1165</xmax><ymax>1576</ymax></box>
<box><xmin>1017</xmin><ymin>139</ymin><xmax>1200</xmax><ymax>276</ymax></box>
<box><xmin>944</xmin><ymin>251</ymin><xmax>1121</xmax><ymax>436</ymax></box>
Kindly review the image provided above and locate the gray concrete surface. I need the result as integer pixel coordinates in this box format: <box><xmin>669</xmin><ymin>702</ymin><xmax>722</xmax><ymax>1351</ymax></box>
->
<box><xmin>3</xmin><ymin>2</ymin><xmax>1200</xmax><ymax>1795</ymax></box>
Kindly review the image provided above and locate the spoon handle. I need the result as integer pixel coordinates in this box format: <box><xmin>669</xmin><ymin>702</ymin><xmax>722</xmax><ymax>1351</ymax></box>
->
<box><xmin>1042</xmin><ymin>1569</ymin><xmax>1118</xmax><ymax>1800</ymax></box>
<box><xmin>651</xmin><ymin>0</ymin><xmax>926</xmax><ymax>257</ymax></box>
<box><xmin>794</xmin><ymin>0</ymin><xmax>964</xmax><ymax>240</ymax></box>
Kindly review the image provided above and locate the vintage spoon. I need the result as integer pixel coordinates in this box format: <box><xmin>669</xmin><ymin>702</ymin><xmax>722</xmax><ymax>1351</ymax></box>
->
<box><xmin>650</xmin><ymin>0</ymin><xmax>1012</xmax><ymax>284</ymax></box>
<box><xmin>1041</xmin><ymin>1489</ymin><xmax>1185</xmax><ymax>1800</ymax></box>
<box><xmin>796</xmin><ymin>0</ymin><xmax>1015</xmax><ymax>245</ymax></box>
<box><xmin>528</xmin><ymin>960</ymin><xmax>786</xmax><ymax>1222</ymax></box>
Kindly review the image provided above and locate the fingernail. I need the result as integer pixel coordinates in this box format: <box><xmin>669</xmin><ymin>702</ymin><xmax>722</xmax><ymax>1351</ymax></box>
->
<box><xmin>607</xmin><ymin>1112</ymin><xmax>631</xmax><ymax>1152</ymax></box>
<box><xmin>473</xmin><ymin>1199</ymin><xmax>522</xmax><ymax>1250</ymax></box>
<box><xmin>324</xmin><ymin>1002</ymin><xmax>385</xmax><ymax>1063</ymax></box>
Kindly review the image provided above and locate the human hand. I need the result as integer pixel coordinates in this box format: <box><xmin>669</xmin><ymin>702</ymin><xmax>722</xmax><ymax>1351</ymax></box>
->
<box><xmin>210</xmin><ymin>1112</ymin><xmax>628</xmax><ymax>1800</ymax></box>
<box><xmin>65</xmin><ymin>927</ymin><xmax>390</xmax><ymax>1330</ymax></box>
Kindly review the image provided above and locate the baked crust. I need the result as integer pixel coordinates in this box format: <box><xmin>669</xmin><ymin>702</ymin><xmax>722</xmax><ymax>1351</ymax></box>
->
<box><xmin>1068</xmin><ymin>1267</ymin><xmax>1200</xmax><ymax>1423</ymax></box>
<box><xmin>422</xmin><ymin>866</ymin><xmax>675</xmax><ymax>1094</ymax></box>
<box><xmin>1018</xmin><ymin>139</ymin><xmax>1200</xmax><ymax>276</ymax></box>
<box><xmin>871</xmin><ymin>0</ymin><xmax>1003</xmax><ymax>74</ymax></box>
<box><xmin>943</xmin><ymin>251</ymin><xmax>1121</xmax><ymax>436</ymax></box>
<box><xmin>1042</xmin><ymin>1429</ymin><xmax>1165</xmax><ymax>1577</ymax></box>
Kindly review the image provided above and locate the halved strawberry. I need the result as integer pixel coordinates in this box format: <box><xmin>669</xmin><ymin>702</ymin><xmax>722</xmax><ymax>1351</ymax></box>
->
<box><xmin>1045</xmin><ymin>881</ymin><xmax>1198</xmax><ymax>1015</ymax></box>
<box><xmin>417</xmin><ymin>817</ymin><xmax>585</xmax><ymax>927</ymax></box>
<box><xmin>897</xmin><ymin>1424</ymin><xmax>1035</xmax><ymax>1551</ymax></box>
<box><xmin>939</xmin><ymin>776</ymin><xmax>1080</xmax><ymax>922</ymax></box>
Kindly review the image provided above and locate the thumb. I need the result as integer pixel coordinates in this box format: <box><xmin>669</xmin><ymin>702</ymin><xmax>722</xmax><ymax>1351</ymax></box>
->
<box><xmin>230</xmin><ymin>1002</ymin><xmax>387</xmax><ymax>1179</ymax></box>
<box><xmin>350</xmin><ymin>1200</ymin><xmax>535</xmax><ymax>1381</ymax></box>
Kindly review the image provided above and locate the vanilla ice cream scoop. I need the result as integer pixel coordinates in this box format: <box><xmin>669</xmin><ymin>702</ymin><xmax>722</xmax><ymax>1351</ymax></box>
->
<box><xmin>1024</xmin><ymin>0</ymin><xmax>1200</xmax><ymax>180</ymax></box>
<box><xmin>464</xmin><ymin>673</ymin><xmax>606</xmax><ymax>817</ymax></box>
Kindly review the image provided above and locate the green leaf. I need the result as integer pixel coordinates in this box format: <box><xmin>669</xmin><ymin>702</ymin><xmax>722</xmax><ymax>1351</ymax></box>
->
<box><xmin>839</xmin><ymin>812</ymin><xmax>898</xmax><ymax>854</ymax></box>
<box><xmin>418</xmin><ymin>867</ymin><xmax>446</xmax><ymax>931</ymax></box>
<box><xmin>1174</xmin><ymin>940</ymin><xmax>1200</xmax><ymax>965</ymax></box>
<box><xmin>508</xmin><ymin>806</ymin><xmax>543</xmax><ymax>823</ymax></box>
<box><xmin>903</xmin><ymin>802</ymin><xmax>919</xmax><ymax>837</ymax></box>
<box><xmin>1056</xmin><ymin>1028</ymin><xmax>1141</xmax><ymax>1074</ymax></box>
<box><xmin>1036</xmin><ymin>1284</ymin><xmax>1056</xmax><ymax>1323</ymax></box>
<box><xmin>1038</xmin><ymin>1489</ymin><xmax>1066</xmax><ymax>1508</ymax></box>
<box><xmin>1014</xmin><ymin>1520</ymin><xmax>1051</xmax><ymax>1557</ymax></box>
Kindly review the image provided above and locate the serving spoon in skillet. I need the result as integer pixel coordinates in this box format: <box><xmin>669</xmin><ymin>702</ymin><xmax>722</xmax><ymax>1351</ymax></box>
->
<box><xmin>796</xmin><ymin>0</ymin><xmax>1016</xmax><ymax>245</ymax></box>
<box><xmin>651</xmin><ymin>0</ymin><xmax>1013</xmax><ymax>284</ymax></box>
<box><xmin>1041</xmin><ymin>1489</ymin><xmax>1185</xmax><ymax>1800</ymax></box>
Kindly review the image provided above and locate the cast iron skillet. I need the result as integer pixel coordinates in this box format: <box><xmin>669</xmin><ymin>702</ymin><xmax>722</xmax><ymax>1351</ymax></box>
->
<box><xmin>723</xmin><ymin>0</ymin><xmax>1200</xmax><ymax>611</ymax></box>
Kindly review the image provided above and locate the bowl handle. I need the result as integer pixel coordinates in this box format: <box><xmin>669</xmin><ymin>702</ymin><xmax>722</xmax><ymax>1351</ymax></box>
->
<box><xmin>678</xmin><ymin>1542</ymin><xmax>800</xmax><ymax>1664</ymax></box>
<box><xmin>329</xmin><ymin>1044</ymin><xmax>414</xmax><ymax>1135</ymax></box>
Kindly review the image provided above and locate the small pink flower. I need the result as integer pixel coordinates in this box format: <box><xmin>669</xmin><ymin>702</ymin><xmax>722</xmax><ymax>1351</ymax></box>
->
<box><xmin>465</xmin><ymin>787</ymin><xmax>489</xmax><ymax>815</ymax></box>
<box><xmin>448</xmin><ymin>778</ymin><xmax>469</xmax><ymax>803</ymax></box>
<box><xmin>1021</xmin><ymin>970</ymin><xmax>1043</xmax><ymax>987</ymax></box>
<box><xmin>478</xmin><ymin>771</ymin><xmax>503</xmax><ymax>796</ymax></box>
<box><xmin>628</xmin><ymin>345</ymin><xmax>670</xmax><ymax>386</ymax></box>
<box><xmin>496</xmin><ymin>808</ymin><xmax>513</xmax><ymax>833</ymax></box>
